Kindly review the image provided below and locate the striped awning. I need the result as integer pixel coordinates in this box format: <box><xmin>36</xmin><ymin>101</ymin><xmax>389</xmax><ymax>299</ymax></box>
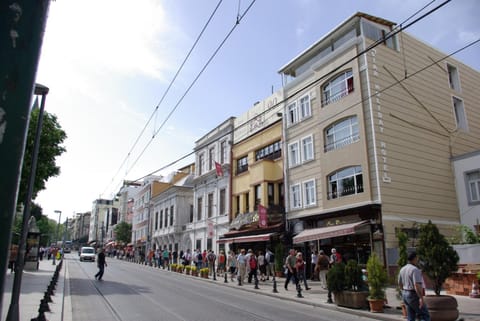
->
<box><xmin>293</xmin><ymin>221</ymin><xmax>370</xmax><ymax>244</ymax></box>
<box><xmin>217</xmin><ymin>233</ymin><xmax>274</xmax><ymax>244</ymax></box>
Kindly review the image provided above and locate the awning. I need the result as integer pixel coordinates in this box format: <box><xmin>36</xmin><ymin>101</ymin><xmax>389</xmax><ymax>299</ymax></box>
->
<box><xmin>217</xmin><ymin>232</ymin><xmax>274</xmax><ymax>244</ymax></box>
<box><xmin>105</xmin><ymin>241</ymin><xmax>116</xmax><ymax>247</ymax></box>
<box><xmin>293</xmin><ymin>220</ymin><xmax>370</xmax><ymax>244</ymax></box>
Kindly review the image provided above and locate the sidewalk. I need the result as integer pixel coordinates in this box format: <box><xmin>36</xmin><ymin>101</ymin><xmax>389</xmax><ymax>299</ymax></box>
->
<box><xmin>2</xmin><ymin>258</ymin><xmax>69</xmax><ymax>321</ymax></box>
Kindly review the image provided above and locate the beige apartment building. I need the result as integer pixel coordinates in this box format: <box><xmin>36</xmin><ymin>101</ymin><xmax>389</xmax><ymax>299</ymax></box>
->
<box><xmin>280</xmin><ymin>12</ymin><xmax>480</xmax><ymax>265</ymax></box>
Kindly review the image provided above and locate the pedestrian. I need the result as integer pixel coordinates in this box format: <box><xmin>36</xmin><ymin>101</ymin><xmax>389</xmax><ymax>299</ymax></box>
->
<box><xmin>162</xmin><ymin>248</ymin><xmax>169</xmax><ymax>269</ymax></box>
<box><xmin>315</xmin><ymin>250</ymin><xmax>330</xmax><ymax>289</ymax></box>
<box><xmin>227</xmin><ymin>250</ymin><xmax>237</xmax><ymax>281</ymax></box>
<box><xmin>207</xmin><ymin>250</ymin><xmax>216</xmax><ymax>276</ymax></box>
<box><xmin>236</xmin><ymin>249</ymin><xmax>247</xmax><ymax>286</ymax></box>
<box><xmin>9</xmin><ymin>244</ymin><xmax>18</xmax><ymax>273</ymax></box>
<box><xmin>310</xmin><ymin>250</ymin><xmax>318</xmax><ymax>281</ymax></box>
<box><xmin>257</xmin><ymin>251</ymin><xmax>266</xmax><ymax>281</ymax></box>
<box><xmin>183</xmin><ymin>249</ymin><xmax>192</xmax><ymax>267</ymax></box>
<box><xmin>296</xmin><ymin>252</ymin><xmax>311</xmax><ymax>290</ymax></box>
<box><xmin>265</xmin><ymin>248</ymin><xmax>274</xmax><ymax>280</ymax></box>
<box><xmin>95</xmin><ymin>248</ymin><xmax>107</xmax><ymax>281</ymax></box>
<box><xmin>398</xmin><ymin>252</ymin><xmax>431</xmax><ymax>321</ymax></box>
<box><xmin>217</xmin><ymin>250</ymin><xmax>226</xmax><ymax>275</ymax></box>
<box><xmin>330</xmin><ymin>248</ymin><xmax>342</xmax><ymax>265</ymax></box>
<box><xmin>284</xmin><ymin>249</ymin><xmax>299</xmax><ymax>291</ymax></box>
<box><xmin>247</xmin><ymin>250</ymin><xmax>259</xmax><ymax>284</ymax></box>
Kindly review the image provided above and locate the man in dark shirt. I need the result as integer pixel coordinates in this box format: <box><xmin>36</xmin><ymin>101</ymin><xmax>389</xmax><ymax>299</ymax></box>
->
<box><xmin>95</xmin><ymin>248</ymin><xmax>107</xmax><ymax>281</ymax></box>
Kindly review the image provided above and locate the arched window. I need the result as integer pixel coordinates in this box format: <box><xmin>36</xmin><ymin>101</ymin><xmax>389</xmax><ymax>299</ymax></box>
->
<box><xmin>322</xmin><ymin>70</ymin><xmax>354</xmax><ymax>106</ymax></box>
<box><xmin>324</xmin><ymin>116</ymin><xmax>359</xmax><ymax>152</ymax></box>
<box><xmin>328</xmin><ymin>166</ymin><xmax>363</xmax><ymax>199</ymax></box>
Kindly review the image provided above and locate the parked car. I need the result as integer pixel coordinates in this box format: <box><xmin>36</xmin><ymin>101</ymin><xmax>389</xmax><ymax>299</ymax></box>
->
<box><xmin>79</xmin><ymin>247</ymin><xmax>96</xmax><ymax>262</ymax></box>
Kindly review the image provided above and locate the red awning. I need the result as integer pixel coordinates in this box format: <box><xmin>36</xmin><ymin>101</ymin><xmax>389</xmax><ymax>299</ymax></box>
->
<box><xmin>293</xmin><ymin>221</ymin><xmax>370</xmax><ymax>244</ymax></box>
<box><xmin>217</xmin><ymin>233</ymin><xmax>274</xmax><ymax>244</ymax></box>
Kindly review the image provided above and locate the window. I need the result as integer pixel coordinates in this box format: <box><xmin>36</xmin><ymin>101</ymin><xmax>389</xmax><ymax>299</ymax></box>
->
<box><xmin>447</xmin><ymin>63</ymin><xmax>460</xmax><ymax>91</ymax></box>
<box><xmin>287</xmin><ymin>102</ymin><xmax>298</xmax><ymax>125</ymax></box>
<box><xmin>288</xmin><ymin>141</ymin><xmax>300</xmax><ymax>167</ymax></box>
<box><xmin>325</xmin><ymin>116</ymin><xmax>359</xmax><ymax>152</ymax></box>
<box><xmin>299</xmin><ymin>95</ymin><xmax>311</xmax><ymax>119</ymax></box>
<box><xmin>198</xmin><ymin>153</ymin><xmax>205</xmax><ymax>175</ymax></box>
<box><xmin>235</xmin><ymin>195</ymin><xmax>240</xmax><ymax>214</ymax></box>
<box><xmin>254</xmin><ymin>184</ymin><xmax>262</xmax><ymax>210</ymax></box>
<box><xmin>219</xmin><ymin>189</ymin><xmax>226</xmax><ymax>214</ymax></box>
<box><xmin>303</xmin><ymin>179</ymin><xmax>316</xmax><ymax>206</ymax></box>
<box><xmin>279</xmin><ymin>183</ymin><xmax>284</xmax><ymax>207</ymax></box>
<box><xmin>197</xmin><ymin>197</ymin><xmax>203</xmax><ymax>221</ymax></box>
<box><xmin>255</xmin><ymin>140</ymin><xmax>282</xmax><ymax>161</ymax></box>
<box><xmin>189</xmin><ymin>205</ymin><xmax>194</xmax><ymax>223</ymax></box>
<box><xmin>159</xmin><ymin>210</ymin><xmax>163</xmax><ymax>228</ymax></box>
<box><xmin>220</xmin><ymin>140</ymin><xmax>227</xmax><ymax>164</ymax></box>
<box><xmin>322</xmin><ymin>70</ymin><xmax>354</xmax><ymax>106</ymax></box>
<box><xmin>466</xmin><ymin>170</ymin><xmax>480</xmax><ymax>205</ymax></box>
<box><xmin>245</xmin><ymin>192</ymin><xmax>250</xmax><ymax>213</ymax></box>
<box><xmin>207</xmin><ymin>193</ymin><xmax>213</xmax><ymax>218</ymax></box>
<box><xmin>236</xmin><ymin>156</ymin><xmax>248</xmax><ymax>174</ymax></box>
<box><xmin>154</xmin><ymin>211</ymin><xmax>158</xmax><ymax>230</ymax></box>
<box><xmin>208</xmin><ymin>147</ymin><xmax>215</xmax><ymax>171</ymax></box>
<box><xmin>290</xmin><ymin>184</ymin><xmax>301</xmax><ymax>209</ymax></box>
<box><xmin>362</xmin><ymin>20</ymin><xmax>397</xmax><ymax>50</ymax></box>
<box><xmin>268</xmin><ymin>183</ymin><xmax>274</xmax><ymax>206</ymax></box>
<box><xmin>170</xmin><ymin>205</ymin><xmax>174</xmax><ymax>226</ymax></box>
<box><xmin>453</xmin><ymin>97</ymin><xmax>468</xmax><ymax>130</ymax></box>
<box><xmin>328</xmin><ymin>166</ymin><xmax>364</xmax><ymax>199</ymax></box>
<box><xmin>164</xmin><ymin>208</ymin><xmax>168</xmax><ymax>227</ymax></box>
<box><xmin>301</xmin><ymin>135</ymin><xmax>314</xmax><ymax>162</ymax></box>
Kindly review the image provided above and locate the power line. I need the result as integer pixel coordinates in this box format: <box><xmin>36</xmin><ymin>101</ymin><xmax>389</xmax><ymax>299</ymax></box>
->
<box><xmin>119</xmin><ymin>1</ymin><xmax>257</xmax><ymax>183</ymax></box>
<box><xmin>106</xmin><ymin>0</ymin><xmax>457</xmax><ymax>193</ymax></box>
<box><xmin>128</xmin><ymin>30</ymin><xmax>479</xmax><ymax>185</ymax></box>
<box><xmin>101</xmin><ymin>0</ymin><xmax>225</xmax><ymax>197</ymax></box>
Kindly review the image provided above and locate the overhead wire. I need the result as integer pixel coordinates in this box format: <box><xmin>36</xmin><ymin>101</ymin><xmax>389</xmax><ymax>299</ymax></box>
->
<box><xmin>125</xmin><ymin>0</ymin><xmax>478</xmax><ymax>186</ymax></box>
<box><xmin>117</xmin><ymin>0</ymin><xmax>257</xmax><ymax>185</ymax></box>
<box><xmin>100</xmin><ymin>0</ymin><xmax>225</xmax><ymax>197</ymax></box>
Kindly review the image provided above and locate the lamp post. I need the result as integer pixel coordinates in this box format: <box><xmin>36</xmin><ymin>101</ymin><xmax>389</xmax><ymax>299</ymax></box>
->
<box><xmin>6</xmin><ymin>84</ymin><xmax>49</xmax><ymax>321</ymax></box>
<box><xmin>54</xmin><ymin>210</ymin><xmax>62</xmax><ymax>244</ymax></box>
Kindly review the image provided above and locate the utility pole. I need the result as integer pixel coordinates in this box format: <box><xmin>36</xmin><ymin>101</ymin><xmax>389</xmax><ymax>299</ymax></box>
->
<box><xmin>0</xmin><ymin>1</ymin><xmax>51</xmax><ymax>318</ymax></box>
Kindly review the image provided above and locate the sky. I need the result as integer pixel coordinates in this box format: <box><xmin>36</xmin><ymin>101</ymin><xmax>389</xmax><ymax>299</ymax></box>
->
<box><xmin>34</xmin><ymin>0</ymin><xmax>480</xmax><ymax>222</ymax></box>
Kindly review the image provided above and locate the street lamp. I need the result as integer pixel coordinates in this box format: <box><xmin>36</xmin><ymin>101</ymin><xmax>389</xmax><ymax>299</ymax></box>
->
<box><xmin>54</xmin><ymin>210</ymin><xmax>62</xmax><ymax>245</ymax></box>
<box><xmin>6</xmin><ymin>83</ymin><xmax>49</xmax><ymax>321</ymax></box>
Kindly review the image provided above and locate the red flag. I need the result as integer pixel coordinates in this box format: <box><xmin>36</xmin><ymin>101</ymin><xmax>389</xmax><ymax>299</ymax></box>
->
<box><xmin>258</xmin><ymin>204</ymin><xmax>268</xmax><ymax>228</ymax></box>
<box><xmin>215</xmin><ymin>161</ymin><xmax>223</xmax><ymax>177</ymax></box>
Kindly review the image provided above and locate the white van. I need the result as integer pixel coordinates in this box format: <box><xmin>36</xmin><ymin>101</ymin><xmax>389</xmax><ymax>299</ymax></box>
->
<box><xmin>79</xmin><ymin>247</ymin><xmax>96</xmax><ymax>262</ymax></box>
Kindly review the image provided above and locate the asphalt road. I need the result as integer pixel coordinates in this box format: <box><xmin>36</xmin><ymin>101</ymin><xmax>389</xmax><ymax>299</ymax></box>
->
<box><xmin>69</xmin><ymin>256</ymin><xmax>377</xmax><ymax>321</ymax></box>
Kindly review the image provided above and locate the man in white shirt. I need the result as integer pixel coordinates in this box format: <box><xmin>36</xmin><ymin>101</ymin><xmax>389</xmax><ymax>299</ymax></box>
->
<box><xmin>398</xmin><ymin>252</ymin><xmax>431</xmax><ymax>321</ymax></box>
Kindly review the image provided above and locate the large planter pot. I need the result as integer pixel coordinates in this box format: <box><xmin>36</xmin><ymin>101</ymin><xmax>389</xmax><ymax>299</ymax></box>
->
<box><xmin>424</xmin><ymin>295</ymin><xmax>459</xmax><ymax>321</ymax></box>
<box><xmin>368</xmin><ymin>298</ymin><xmax>384</xmax><ymax>313</ymax></box>
<box><xmin>275</xmin><ymin>271</ymin><xmax>284</xmax><ymax>277</ymax></box>
<box><xmin>334</xmin><ymin>291</ymin><xmax>369</xmax><ymax>309</ymax></box>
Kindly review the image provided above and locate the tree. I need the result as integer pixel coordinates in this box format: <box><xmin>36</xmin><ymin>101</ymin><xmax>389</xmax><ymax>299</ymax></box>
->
<box><xmin>417</xmin><ymin>220</ymin><xmax>459</xmax><ymax>295</ymax></box>
<box><xmin>114</xmin><ymin>221</ymin><xmax>132</xmax><ymax>244</ymax></box>
<box><xmin>17</xmin><ymin>108</ymin><xmax>66</xmax><ymax>206</ymax></box>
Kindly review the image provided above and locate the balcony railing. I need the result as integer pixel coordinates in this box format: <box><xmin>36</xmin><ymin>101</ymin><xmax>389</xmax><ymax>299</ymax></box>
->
<box><xmin>324</xmin><ymin>134</ymin><xmax>359</xmax><ymax>152</ymax></box>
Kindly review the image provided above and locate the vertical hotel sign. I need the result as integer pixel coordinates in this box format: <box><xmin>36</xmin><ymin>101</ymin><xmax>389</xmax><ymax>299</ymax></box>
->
<box><xmin>370</xmin><ymin>49</ymin><xmax>391</xmax><ymax>183</ymax></box>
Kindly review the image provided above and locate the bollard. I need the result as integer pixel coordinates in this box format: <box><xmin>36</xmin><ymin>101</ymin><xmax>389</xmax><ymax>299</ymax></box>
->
<box><xmin>224</xmin><ymin>271</ymin><xmax>228</xmax><ymax>283</ymax></box>
<box><xmin>44</xmin><ymin>291</ymin><xmax>52</xmax><ymax>303</ymax></box>
<box><xmin>327</xmin><ymin>289</ymin><xmax>333</xmax><ymax>303</ymax></box>
<box><xmin>296</xmin><ymin>282</ymin><xmax>303</xmax><ymax>298</ymax></box>
<box><xmin>254</xmin><ymin>277</ymin><xmax>259</xmax><ymax>289</ymax></box>
<box><xmin>38</xmin><ymin>298</ymin><xmax>50</xmax><ymax>313</ymax></box>
<box><xmin>272</xmin><ymin>275</ymin><xmax>278</xmax><ymax>293</ymax></box>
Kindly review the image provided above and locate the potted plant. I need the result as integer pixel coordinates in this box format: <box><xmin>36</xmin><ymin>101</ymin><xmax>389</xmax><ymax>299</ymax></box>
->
<box><xmin>200</xmin><ymin>267</ymin><xmax>209</xmax><ymax>278</ymax></box>
<box><xmin>191</xmin><ymin>266</ymin><xmax>198</xmax><ymax>276</ymax></box>
<box><xmin>185</xmin><ymin>265</ymin><xmax>191</xmax><ymax>275</ymax></box>
<box><xmin>327</xmin><ymin>260</ymin><xmax>368</xmax><ymax>309</ymax></box>
<box><xmin>177</xmin><ymin>264</ymin><xmax>184</xmax><ymax>273</ymax></box>
<box><xmin>274</xmin><ymin>243</ymin><xmax>284</xmax><ymax>277</ymax></box>
<box><xmin>417</xmin><ymin>221</ymin><xmax>459</xmax><ymax>321</ymax></box>
<box><xmin>366</xmin><ymin>252</ymin><xmax>388</xmax><ymax>313</ymax></box>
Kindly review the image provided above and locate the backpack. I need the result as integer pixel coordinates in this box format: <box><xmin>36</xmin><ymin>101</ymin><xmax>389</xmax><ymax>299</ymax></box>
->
<box><xmin>207</xmin><ymin>253</ymin><xmax>215</xmax><ymax>262</ymax></box>
<box><xmin>249</xmin><ymin>256</ymin><xmax>257</xmax><ymax>269</ymax></box>
<box><xmin>198</xmin><ymin>253</ymin><xmax>203</xmax><ymax>261</ymax></box>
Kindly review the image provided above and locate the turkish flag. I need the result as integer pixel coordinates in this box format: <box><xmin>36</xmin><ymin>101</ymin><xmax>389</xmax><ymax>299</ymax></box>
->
<box><xmin>258</xmin><ymin>204</ymin><xmax>268</xmax><ymax>228</ymax></box>
<box><xmin>215</xmin><ymin>162</ymin><xmax>223</xmax><ymax>177</ymax></box>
